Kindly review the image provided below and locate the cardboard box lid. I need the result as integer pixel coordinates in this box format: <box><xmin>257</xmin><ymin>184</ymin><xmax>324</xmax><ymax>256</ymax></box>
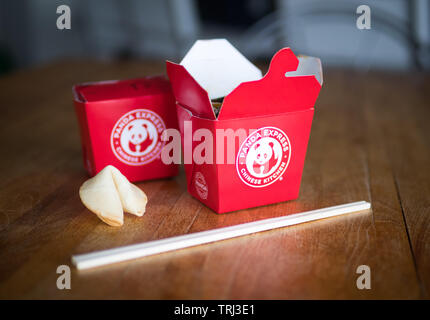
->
<box><xmin>73</xmin><ymin>76</ymin><xmax>171</xmax><ymax>103</ymax></box>
<box><xmin>166</xmin><ymin>39</ymin><xmax>323</xmax><ymax>121</ymax></box>
<box><xmin>180</xmin><ymin>39</ymin><xmax>263</xmax><ymax>100</ymax></box>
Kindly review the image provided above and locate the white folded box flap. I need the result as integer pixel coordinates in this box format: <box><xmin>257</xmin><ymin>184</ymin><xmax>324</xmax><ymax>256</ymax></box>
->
<box><xmin>285</xmin><ymin>56</ymin><xmax>323</xmax><ymax>85</ymax></box>
<box><xmin>180</xmin><ymin>39</ymin><xmax>263</xmax><ymax>100</ymax></box>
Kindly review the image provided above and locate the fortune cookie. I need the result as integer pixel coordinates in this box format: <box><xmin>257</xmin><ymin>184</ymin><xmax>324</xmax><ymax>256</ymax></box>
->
<box><xmin>79</xmin><ymin>165</ymin><xmax>148</xmax><ymax>226</ymax></box>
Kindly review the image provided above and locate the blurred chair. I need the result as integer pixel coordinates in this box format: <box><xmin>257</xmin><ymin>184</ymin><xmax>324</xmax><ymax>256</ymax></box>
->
<box><xmin>239</xmin><ymin>0</ymin><xmax>429</xmax><ymax>70</ymax></box>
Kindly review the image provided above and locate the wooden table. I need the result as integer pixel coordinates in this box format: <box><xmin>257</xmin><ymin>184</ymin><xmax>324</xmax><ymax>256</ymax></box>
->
<box><xmin>0</xmin><ymin>61</ymin><xmax>429</xmax><ymax>299</ymax></box>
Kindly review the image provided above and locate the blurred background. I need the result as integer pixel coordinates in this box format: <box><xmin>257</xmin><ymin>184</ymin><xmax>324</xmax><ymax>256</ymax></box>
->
<box><xmin>0</xmin><ymin>0</ymin><xmax>429</xmax><ymax>75</ymax></box>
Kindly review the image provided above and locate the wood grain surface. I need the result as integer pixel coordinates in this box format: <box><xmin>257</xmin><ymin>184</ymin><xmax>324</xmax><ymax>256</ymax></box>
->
<box><xmin>0</xmin><ymin>60</ymin><xmax>428</xmax><ymax>299</ymax></box>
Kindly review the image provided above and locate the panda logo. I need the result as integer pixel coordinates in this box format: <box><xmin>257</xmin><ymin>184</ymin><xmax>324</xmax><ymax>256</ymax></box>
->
<box><xmin>251</xmin><ymin>141</ymin><xmax>279</xmax><ymax>175</ymax></box>
<box><xmin>122</xmin><ymin>119</ymin><xmax>157</xmax><ymax>156</ymax></box>
<box><xmin>111</xmin><ymin>109</ymin><xmax>166</xmax><ymax>166</ymax></box>
<box><xmin>236</xmin><ymin>127</ymin><xmax>291</xmax><ymax>188</ymax></box>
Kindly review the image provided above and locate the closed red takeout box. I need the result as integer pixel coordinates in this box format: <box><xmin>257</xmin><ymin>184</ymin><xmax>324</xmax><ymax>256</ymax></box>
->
<box><xmin>167</xmin><ymin>39</ymin><xmax>323</xmax><ymax>213</ymax></box>
<box><xmin>73</xmin><ymin>76</ymin><xmax>178</xmax><ymax>182</ymax></box>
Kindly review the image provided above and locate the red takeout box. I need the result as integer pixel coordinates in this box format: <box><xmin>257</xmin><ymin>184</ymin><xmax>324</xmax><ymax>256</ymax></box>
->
<box><xmin>167</xmin><ymin>39</ymin><xmax>323</xmax><ymax>213</ymax></box>
<box><xmin>73</xmin><ymin>76</ymin><xmax>178</xmax><ymax>182</ymax></box>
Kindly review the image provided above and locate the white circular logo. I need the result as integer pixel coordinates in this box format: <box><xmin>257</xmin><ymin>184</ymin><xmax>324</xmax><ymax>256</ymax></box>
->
<box><xmin>236</xmin><ymin>127</ymin><xmax>291</xmax><ymax>188</ymax></box>
<box><xmin>194</xmin><ymin>172</ymin><xmax>208</xmax><ymax>200</ymax></box>
<box><xmin>111</xmin><ymin>109</ymin><xmax>166</xmax><ymax>166</ymax></box>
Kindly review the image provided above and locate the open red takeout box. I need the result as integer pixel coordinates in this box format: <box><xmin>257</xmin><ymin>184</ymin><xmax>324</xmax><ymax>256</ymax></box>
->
<box><xmin>167</xmin><ymin>39</ymin><xmax>323</xmax><ymax>213</ymax></box>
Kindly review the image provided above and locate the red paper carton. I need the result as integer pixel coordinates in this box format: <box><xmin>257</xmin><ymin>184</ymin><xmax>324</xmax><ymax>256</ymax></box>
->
<box><xmin>167</xmin><ymin>39</ymin><xmax>323</xmax><ymax>213</ymax></box>
<box><xmin>73</xmin><ymin>76</ymin><xmax>178</xmax><ymax>182</ymax></box>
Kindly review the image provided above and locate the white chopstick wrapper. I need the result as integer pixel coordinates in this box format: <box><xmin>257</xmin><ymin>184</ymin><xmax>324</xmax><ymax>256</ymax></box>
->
<box><xmin>72</xmin><ymin>201</ymin><xmax>371</xmax><ymax>270</ymax></box>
